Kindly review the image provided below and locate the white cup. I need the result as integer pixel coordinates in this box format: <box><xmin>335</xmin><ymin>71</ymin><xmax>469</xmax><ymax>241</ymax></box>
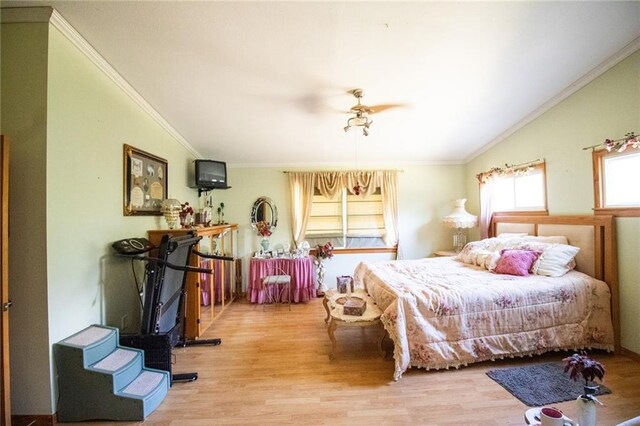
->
<box><xmin>540</xmin><ymin>407</ymin><xmax>576</xmax><ymax>426</ymax></box>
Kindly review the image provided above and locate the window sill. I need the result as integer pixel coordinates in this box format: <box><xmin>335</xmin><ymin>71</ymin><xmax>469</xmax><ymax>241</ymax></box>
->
<box><xmin>493</xmin><ymin>210</ymin><xmax>549</xmax><ymax>216</ymax></box>
<box><xmin>311</xmin><ymin>247</ymin><xmax>397</xmax><ymax>256</ymax></box>
<box><xmin>594</xmin><ymin>207</ymin><xmax>640</xmax><ymax>217</ymax></box>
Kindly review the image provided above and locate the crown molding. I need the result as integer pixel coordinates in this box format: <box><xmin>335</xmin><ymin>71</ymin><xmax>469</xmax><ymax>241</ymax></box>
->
<box><xmin>47</xmin><ymin>9</ymin><xmax>201</xmax><ymax>158</ymax></box>
<box><xmin>465</xmin><ymin>36</ymin><xmax>640</xmax><ymax>163</ymax></box>
<box><xmin>229</xmin><ymin>159</ymin><xmax>465</xmax><ymax>168</ymax></box>
<box><xmin>5</xmin><ymin>7</ymin><xmax>201</xmax><ymax>158</ymax></box>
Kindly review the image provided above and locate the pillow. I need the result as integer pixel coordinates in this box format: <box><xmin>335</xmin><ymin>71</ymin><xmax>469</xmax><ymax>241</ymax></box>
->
<box><xmin>455</xmin><ymin>238</ymin><xmax>507</xmax><ymax>271</ymax></box>
<box><xmin>494</xmin><ymin>249</ymin><xmax>541</xmax><ymax>276</ymax></box>
<box><xmin>509</xmin><ymin>241</ymin><xmax>580</xmax><ymax>277</ymax></box>
<box><xmin>497</xmin><ymin>232</ymin><xmax>529</xmax><ymax>238</ymax></box>
<box><xmin>520</xmin><ymin>235</ymin><xmax>569</xmax><ymax>245</ymax></box>
<box><xmin>456</xmin><ymin>237</ymin><xmax>512</xmax><ymax>263</ymax></box>
<box><xmin>535</xmin><ymin>244</ymin><xmax>580</xmax><ymax>277</ymax></box>
<box><xmin>475</xmin><ymin>250</ymin><xmax>501</xmax><ymax>271</ymax></box>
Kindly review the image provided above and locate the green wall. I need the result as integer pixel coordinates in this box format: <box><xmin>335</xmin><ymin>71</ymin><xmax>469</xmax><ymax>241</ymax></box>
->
<box><xmin>465</xmin><ymin>49</ymin><xmax>640</xmax><ymax>354</ymax></box>
<box><xmin>1</xmin><ymin>21</ymin><xmax>52</xmax><ymax>416</ymax></box>
<box><xmin>1</xmin><ymin>20</ymin><xmax>200</xmax><ymax>415</ymax></box>
<box><xmin>46</xmin><ymin>24</ymin><xmax>199</xmax><ymax>339</ymax></box>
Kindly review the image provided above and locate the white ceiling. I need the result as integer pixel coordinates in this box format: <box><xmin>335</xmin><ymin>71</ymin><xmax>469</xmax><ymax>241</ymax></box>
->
<box><xmin>5</xmin><ymin>1</ymin><xmax>640</xmax><ymax>167</ymax></box>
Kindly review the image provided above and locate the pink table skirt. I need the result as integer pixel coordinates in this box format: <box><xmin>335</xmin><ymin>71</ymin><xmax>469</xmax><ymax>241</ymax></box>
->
<box><xmin>199</xmin><ymin>259</ymin><xmax>227</xmax><ymax>306</ymax></box>
<box><xmin>247</xmin><ymin>256</ymin><xmax>316</xmax><ymax>304</ymax></box>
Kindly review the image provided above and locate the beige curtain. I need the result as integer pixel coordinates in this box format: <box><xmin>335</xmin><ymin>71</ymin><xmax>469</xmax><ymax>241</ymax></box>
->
<box><xmin>380</xmin><ymin>171</ymin><xmax>399</xmax><ymax>249</ymax></box>
<box><xmin>315</xmin><ymin>171</ymin><xmax>382</xmax><ymax>197</ymax></box>
<box><xmin>345</xmin><ymin>171</ymin><xmax>380</xmax><ymax>196</ymax></box>
<box><xmin>478</xmin><ymin>176</ymin><xmax>495</xmax><ymax>239</ymax></box>
<box><xmin>288</xmin><ymin>169</ymin><xmax>399</xmax><ymax>248</ymax></box>
<box><xmin>314</xmin><ymin>171</ymin><xmax>343</xmax><ymax>199</ymax></box>
<box><xmin>287</xmin><ymin>172</ymin><xmax>315</xmax><ymax>246</ymax></box>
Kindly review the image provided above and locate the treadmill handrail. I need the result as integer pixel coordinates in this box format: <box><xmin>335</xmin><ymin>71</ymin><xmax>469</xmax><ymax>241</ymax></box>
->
<box><xmin>192</xmin><ymin>250</ymin><xmax>234</xmax><ymax>262</ymax></box>
<box><xmin>116</xmin><ymin>253</ymin><xmax>212</xmax><ymax>274</ymax></box>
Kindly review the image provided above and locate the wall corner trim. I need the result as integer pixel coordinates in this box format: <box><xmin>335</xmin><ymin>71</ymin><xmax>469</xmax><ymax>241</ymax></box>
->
<box><xmin>33</xmin><ymin>8</ymin><xmax>200</xmax><ymax>158</ymax></box>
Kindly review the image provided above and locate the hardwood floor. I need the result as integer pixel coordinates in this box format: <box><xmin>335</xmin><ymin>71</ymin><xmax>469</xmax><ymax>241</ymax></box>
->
<box><xmin>86</xmin><ymin>298</ymin><xmax>640</xmax><ymax>425</ymax></box>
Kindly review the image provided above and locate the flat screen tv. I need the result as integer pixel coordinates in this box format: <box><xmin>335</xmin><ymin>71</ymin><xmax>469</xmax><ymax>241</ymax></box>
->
<box><xmin>194</xmin><ymin>159</ymin><xmax>229</xmax><ymax>189</ymax></box>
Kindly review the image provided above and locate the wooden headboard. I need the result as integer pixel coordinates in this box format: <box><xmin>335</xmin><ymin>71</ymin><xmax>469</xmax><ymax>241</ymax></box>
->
<box><xmin>491</xmin><ymin>214</ymin><xmax>620</xmax><ymax>352</ymax></box>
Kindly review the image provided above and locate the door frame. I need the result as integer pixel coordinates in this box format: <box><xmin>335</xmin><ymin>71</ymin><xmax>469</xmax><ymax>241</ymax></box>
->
<box><xmin>1</xmin><ymin>135</ymin><xmax>11</xmax><ymax>423</ymax></box>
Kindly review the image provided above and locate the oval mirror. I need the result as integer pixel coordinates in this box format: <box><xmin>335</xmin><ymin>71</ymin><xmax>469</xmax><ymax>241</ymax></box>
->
<box><xmin>251</xmin><ymin>196</ymin><xmax>278</xmax><ymax>236</ymax></box>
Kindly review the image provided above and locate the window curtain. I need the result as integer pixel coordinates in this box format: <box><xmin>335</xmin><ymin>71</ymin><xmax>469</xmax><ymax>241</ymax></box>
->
<box><xmin>380</xmin><ymin>170</ymin><xmax>400</xmax><ymax>250</ymax></box>
<box><xmin>315</xmin><ymin>171</ymin><xmax>380</xmax><ymax>198</ymax></box>
<box><xmin>288</xmin><ymin>170</ymin><xmax>399</xmax><ymax>248</ymax></box>
<box><xmin>345</xmin><ymin>171</ymin><xmax>379</xmax><ymax>196</ymax></box>
<box><xmin>314</xmin><ymin>171</ymin><xmax>344</xmax><ymax>199</ymax></box>
<box><xmin>478</xmin><ymin>175</ymin><xmax>495</xmax><ymax>239</ymax></box>
<box><xmin>287</xmin><ymin>172</ymin><xmax>315</xmax><ymax>246</ymax></box>
<box><xmin>476</xmin><ymin>159</ymin><xmax>544</xmax><ymax>238</ymax></box>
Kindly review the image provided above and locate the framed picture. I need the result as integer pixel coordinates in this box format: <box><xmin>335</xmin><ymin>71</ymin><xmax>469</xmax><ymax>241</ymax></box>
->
<box><xmin>123</xmin><ymin>144</ymin><xmax>167</xmax><ymax>216</ymax></box>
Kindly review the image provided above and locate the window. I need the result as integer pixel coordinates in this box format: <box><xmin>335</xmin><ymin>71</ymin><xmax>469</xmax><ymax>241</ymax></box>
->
<box><xmin>593</xmin><ymin>148</ymin><xmax>640</xmax><ymax>216</ymax></box>
<box><xmin>306</xmin><ymin>188</ymin><xmax>386</xmax><ymax>249</ymax></box>
<box><xmin>287</xmin><ymin>170</ymin><xmax>398</xmax><ymax>253</ymax></box>
<box><xmin>492</xmin><ymin>164</ymin><xmax>547</xmax><ymax>212</ymax></box>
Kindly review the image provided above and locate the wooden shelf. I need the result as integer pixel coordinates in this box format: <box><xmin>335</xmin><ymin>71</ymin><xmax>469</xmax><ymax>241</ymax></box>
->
<box><xmin>148</xmin><ymin>224</ymin><xmax>238</xmax><ymax>340</ymax></box>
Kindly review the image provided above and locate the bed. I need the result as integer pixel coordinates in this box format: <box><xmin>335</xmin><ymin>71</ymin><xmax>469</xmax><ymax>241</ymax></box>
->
<box><xmin>353</xmin><ymin>215</ymin><xmax>619</xmax><ymax>380</ymax></box>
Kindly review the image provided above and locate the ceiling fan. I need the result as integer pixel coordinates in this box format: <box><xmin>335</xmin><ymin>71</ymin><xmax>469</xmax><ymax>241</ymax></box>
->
<box><xmin>343</xmin><ymin>89</ymin><xmax>403</xmax><ymax>136</ymax></box>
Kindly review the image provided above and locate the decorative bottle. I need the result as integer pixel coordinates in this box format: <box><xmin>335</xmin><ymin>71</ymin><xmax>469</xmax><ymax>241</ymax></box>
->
<box><xmin>202</xmin><ymin>199</ymin><xmax>213</xmax><ymax>226</ymax></box>
<box><xmin>576</xmin><ymin>386</ymin><xmax>601</xmax><ymax>426</ymax></box>
<box><xmin>260</xmin><ymin>237</ymin><xmax>270</xmax><ymax>253</ymax></box>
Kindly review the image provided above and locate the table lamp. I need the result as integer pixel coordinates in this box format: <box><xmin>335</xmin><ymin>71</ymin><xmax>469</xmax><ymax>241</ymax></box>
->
<box><xmin>442</xmin><ymin>198</ymin><xmax>478</xmax><ymax>252</ymax></box>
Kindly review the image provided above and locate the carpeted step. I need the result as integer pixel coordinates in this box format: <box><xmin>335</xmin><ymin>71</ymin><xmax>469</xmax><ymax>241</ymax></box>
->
<box><xmin>55</xmin><ymin>324</ymin><xmax>170</xmax><ymax>421</ymax></box>
<box><xmin>60</xmin><ymin>324</ymin><xmax>118</xmax><ymax>367</ymax></box>
<box><xmin>117</xmin><ymin>370</ymin><xmax>169</xmax><ymax>418</ymax></box>
<box><xmin>89</xmin><ymin>348</ymin><xmax>144</xmax><ymax>392</ymax></box>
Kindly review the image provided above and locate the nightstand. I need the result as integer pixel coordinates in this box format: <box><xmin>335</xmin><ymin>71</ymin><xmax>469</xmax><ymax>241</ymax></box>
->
<box><xmin>433</xmin><ymin>250</ymin><xmax>457</xmax><ymax>257</ymax></box>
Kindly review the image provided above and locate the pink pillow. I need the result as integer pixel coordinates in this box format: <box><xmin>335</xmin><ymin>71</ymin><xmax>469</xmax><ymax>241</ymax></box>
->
<box><xmin>494</xmin><ymin>249</ymin><xmax>541</xmax><ymax>276</ymax></box>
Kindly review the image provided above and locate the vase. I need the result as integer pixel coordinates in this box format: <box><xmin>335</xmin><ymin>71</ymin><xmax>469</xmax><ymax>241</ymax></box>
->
<box><xmin>260</xmin><ymin>237</ymin><xmax>270</xmax><ymax>253</ymax></box>
<box><xmin>163</xmin><ymin>210</ymin><xmax>180</xmax><ymax>229</ymax></box>
<box><xmin>576</xmin><ymin>386</ymin><xmax>600</xmax><ymax>426</ymax></box>
<box><xmin>160</xmin><ymin>198</ymin><xmax>181</xmax><ymax>229</ymax></box>
<box><xmin>316</xmin><ymin>260</ymin><xmax>327</xmax><ymax>296</ymax></box>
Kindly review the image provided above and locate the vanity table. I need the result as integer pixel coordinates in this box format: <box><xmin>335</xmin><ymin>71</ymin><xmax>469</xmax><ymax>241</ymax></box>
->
<box><xmin>247</xmin><ymin>195</ymin><xmax>317</xmax><ymax>303</ymax></box>
<box><xmin>247</xmin><ymin>256</ymin><xmax>316</xmax><ymax>304</ymax></box>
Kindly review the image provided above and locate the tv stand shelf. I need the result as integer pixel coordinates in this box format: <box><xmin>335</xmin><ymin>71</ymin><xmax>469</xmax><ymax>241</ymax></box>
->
<box><xmin>148</xmin><ymin>224</ymin><xmax>238</xmax><ymax>340</ymax></box>
<box><xmin>197</xmin><ymin>186</ymin><xmax>231</xmax><ymax>196</ymax></box>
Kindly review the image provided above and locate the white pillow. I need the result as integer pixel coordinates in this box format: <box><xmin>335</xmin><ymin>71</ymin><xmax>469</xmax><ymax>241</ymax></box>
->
<box><xmin>536</xmin><ymin>244</ymin><xmax>580</xmax><ymax>277</ymax></box>
<box><xmin>455</xmin><ymin>240</ymin><xmax>503</xmax><ymax>270</ymax></box>
<box><xmin>475</xmin><ymin>250</ymin><xmax>501</xmax><ymax>271</ymax></box>
<box><xmin>520</xmin><ymin>235</ymin><xmax>569</xmax><ymax>245</ymax></box>
<box><xmin>497</xmin><ymin>233</ymin><xmax>569</xmax><ymax>245</ymax></box>
<box><xmin>497</xmin><ymin>232</ymin><xmax>529</xmax><ymax>238</ymax></box>
<box><xmin>508</xmin><ymin>241</ymin><xmax>579</xmax><ymax>277</ymax></box>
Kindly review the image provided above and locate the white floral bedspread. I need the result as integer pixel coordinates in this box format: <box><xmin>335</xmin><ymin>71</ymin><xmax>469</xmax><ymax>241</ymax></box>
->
<box><xmin>353</xmin><ymin>258</ymin><xmax>614</xmax><ymax>380</ymax></box>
